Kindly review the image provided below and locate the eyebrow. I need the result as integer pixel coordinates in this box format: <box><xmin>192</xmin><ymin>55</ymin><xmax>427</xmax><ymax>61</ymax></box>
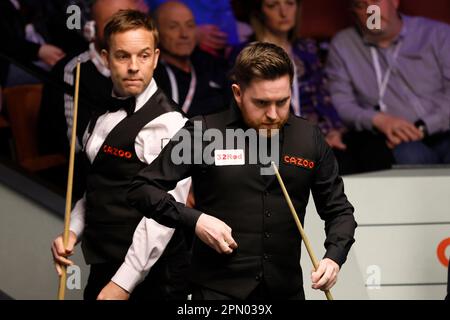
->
<box><xmin>252</xmin><ymin>96</ymin><xmax>290</xmax><ymax>102</ymax></box>
<box><xmin>114</xmin><ymin>47</ymin><xmax>152</xmax><ymax>54</ymax></box>
<box><xmin>167</xmin><ymin>19</ymin><xmax>196</xmax><ymax>25</ymax></box>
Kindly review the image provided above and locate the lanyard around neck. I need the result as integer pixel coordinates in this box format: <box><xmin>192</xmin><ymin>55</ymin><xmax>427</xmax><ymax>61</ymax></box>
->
<box><xmin>291</xmin><ymin>61</ymin><xmax>301</xmax><ymax>117</ymax></box>
<box><xmin>370</xmin><ymin>41</ymin><xmax>402</xmax><ymax>112</ymax></box>
<box><xmin>162</xmin><ymin>61</ymin><xmax>197</xmax><ymax>114</ymax></box>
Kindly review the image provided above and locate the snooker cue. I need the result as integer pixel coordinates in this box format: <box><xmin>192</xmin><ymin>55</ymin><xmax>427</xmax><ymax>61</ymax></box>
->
<box><xmin>271</xmin><ymin>161</ymin><xmax>334</xmax><ymax>300</ymax></box>
<box><xmin>58</xmin><ymin>58</ymin><xmax>81</xmax><ymax>300</ymax></box>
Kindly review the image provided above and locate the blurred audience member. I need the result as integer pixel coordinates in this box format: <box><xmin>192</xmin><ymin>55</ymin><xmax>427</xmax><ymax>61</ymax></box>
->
<box><xmin>35</xmin><ymin>0</ymin><xmax>90</xmax><ymax>57</ymax></box>
<box><xmin>153</xmin><ymin>1</ymin><xmax>230</xmax><ymax>117</ymax></box>
<box><xmin>147</xmin><ymin>0</ymin><xmax>240</xmax><ymax>56</ymax></box>
<box><xmin>0</xmin><ymin>0</ymin><xmax>66</xmax><ymax>86</ymax></box>
<box><xmin>327</xmin><ymin>0</ymin><xmax>450</xmax><ymax>166</ymax></box>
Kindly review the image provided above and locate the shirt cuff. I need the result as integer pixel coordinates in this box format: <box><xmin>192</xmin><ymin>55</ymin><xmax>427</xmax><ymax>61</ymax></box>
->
<box><xmin>422</xmin><ymin>113</ymin><xmax>447</xmax><ymax>136</ymax></box>
<box><xmin>179</xmin><ymin>205</ymin><xmax>203</xmax><ymax>229</ymax></box>
<box><xmin>111</xmin><ymin>263</ymin><xmax>144</xmax><ymax>293</ymax></box>
<box><xmin>69</xmin><ymin>220</ymin><xmax>84</xmax><ymax>239</ymax></box>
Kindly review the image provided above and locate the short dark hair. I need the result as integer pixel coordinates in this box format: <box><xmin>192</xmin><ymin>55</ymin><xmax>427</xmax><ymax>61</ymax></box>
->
<box><xmin>231</xmin><ymin>42</ymin><xmax>294</xmax><ymax>89</ymax></box>
<box><xmin>104</xmin><ymin>9</ymin><xmax>159</xmax><ymax>50</ymax></box>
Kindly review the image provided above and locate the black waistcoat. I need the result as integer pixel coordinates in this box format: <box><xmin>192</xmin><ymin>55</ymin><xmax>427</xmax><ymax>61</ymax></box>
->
<box><xmin>82</xmin><ymin>89</ymin><xmax>179</xmax><ymax>264</ymax></box>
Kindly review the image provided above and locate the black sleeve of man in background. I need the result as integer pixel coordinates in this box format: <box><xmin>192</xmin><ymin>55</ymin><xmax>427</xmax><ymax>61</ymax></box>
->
<box><xmin>38</xmin><ymin>56</ymin><xmax>71</xmax><ymax>156</ymax></box>
<box><xmin>0</xmin><ymin>1</ymin><xmax>40</xmax><ymax>64</ymax></box>
<box><xmin>311</xmin><ymin>127</ymin><xmax>357</xmax><ymax>267</ymax></box>
<box><xmin>127</xmin><ymin>119</ymin><xmax>203</xmax><ymax>229</ymax></box>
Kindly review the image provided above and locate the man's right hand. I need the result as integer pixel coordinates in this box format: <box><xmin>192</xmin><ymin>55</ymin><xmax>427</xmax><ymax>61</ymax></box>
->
<box><xmin>195</xmin><ymin>214</ymin><xmax>238</xmax><ymax>254</ymax></box>
<box><xmin>372</xmin><ymin>113</ymin><xmax>423</xmax><ymax>148</ymax></box>
<box><xmin>51</xmin><ymin>231</ymin><xmax>77</xmax><ymax>276</ymax></box>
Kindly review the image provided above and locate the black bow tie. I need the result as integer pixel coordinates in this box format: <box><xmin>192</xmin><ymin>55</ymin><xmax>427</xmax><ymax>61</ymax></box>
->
<box><xmin>109</xmin><ymin>96</ymin><xmax>136</xmax><ymax>117</ymax></box>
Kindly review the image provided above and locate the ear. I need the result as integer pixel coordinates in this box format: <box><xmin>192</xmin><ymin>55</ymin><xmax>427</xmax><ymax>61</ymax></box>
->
<box><xmin>153</xmin><ymin>48</ymin><xmax>160</xmax><ymax>70</ymax></box>
<box><xmin>231</xmin><ymin>84</ymin><xmax>243</xmax><ymax>107</ymax></box>
<box><xmin>101</xmin><ymin>49</ymin><xmax>109</xmax><ymax>69</ymax></box>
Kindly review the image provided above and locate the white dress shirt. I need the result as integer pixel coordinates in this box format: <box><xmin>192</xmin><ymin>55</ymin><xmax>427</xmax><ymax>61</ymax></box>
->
<box><xmin>69</xmin><ymin>79</ymin><xmax>191</xmax><ymax>292</ymax></box>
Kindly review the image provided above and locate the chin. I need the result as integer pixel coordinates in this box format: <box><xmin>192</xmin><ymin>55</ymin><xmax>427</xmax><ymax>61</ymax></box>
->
<box><xmin>281</xmin><ymin>25</ymin><xmax>294</xmax><ymax>32</ymax></box>
<box><xmin>175</xmin><ymin>50</ymin><xmax>194</xmax><ymax>58</ymax></box>
<box><xmin>124</xmin><ymin>87</ymin><xmax>144</xmax><ymax>96</ymax></box>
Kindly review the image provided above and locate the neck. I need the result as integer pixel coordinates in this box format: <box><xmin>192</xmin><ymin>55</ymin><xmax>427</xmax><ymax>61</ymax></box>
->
<box><xmin>160</xmin><ymin>52</ymin><xmax>191</xmax><ymax>73</ymax></box>
<box><xmin>368</xmin><ymin>17</ymin><xmax>403</xmax><ymax>48</ymax></box>
<box><xmin>261</xmin><ymin>29</ymin><xmax>291</xmax><ymax>52</ymax></box>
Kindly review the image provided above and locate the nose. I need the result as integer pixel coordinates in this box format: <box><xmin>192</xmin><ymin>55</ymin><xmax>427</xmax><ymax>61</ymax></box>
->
<box><xmin>265</xmin><ymin>105</ymin><xmax>278</xmax><ymax>121</ymax></box>
<box><xmin>128</xmin><ymin>56</ymin><xmax>139</xmax><ymax>73</ymax></box>
<box><xmin>180</xmin><ymin>26</ymin><xmax>189</xmax><ymax>39</ymax></box>
<box><xmin>279</xmin><ymin>3</ymin><xmax>288</xmax><ymax>17</ymax></box>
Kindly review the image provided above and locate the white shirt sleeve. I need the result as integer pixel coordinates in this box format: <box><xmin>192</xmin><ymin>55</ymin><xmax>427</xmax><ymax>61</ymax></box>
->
<box><xmin>69</xmin><ymin>194</ymin><xmax>86</xmax><ymax>239</ymax></box>
<box><xmin>111</xmin><ymin>218</ymin><xmax>175</xmax><ymax>293</ymax></box>
<box><xmin>111</xmin><ymin>111</ymin><xmax>191</xmax><ymax>293</ymax></box>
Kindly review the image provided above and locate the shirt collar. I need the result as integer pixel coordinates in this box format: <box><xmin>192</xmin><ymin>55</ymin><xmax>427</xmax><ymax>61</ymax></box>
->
<box><xmin>398</xmin><ymin>14</ymin><xmax>409</xmax><ymax>39</ymax></box>
<box><xmin>135</xmin><ymin>78</ymin><xmax>157</xmax><ymax>112</ymax></box>
<box><xmin>89</xmin><ymin>43</ymin><xmax>110</xmax><ymax>77</ymax></box>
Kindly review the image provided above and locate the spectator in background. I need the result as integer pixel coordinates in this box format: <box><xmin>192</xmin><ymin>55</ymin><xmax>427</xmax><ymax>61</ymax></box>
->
<box><xmin>146</xmin><ymin>0</ymin><xmax>240</xmax><ymax>56</ymax></box>
<box><xmin>230</xmin><ymin>0</ymin><xmax>348</xmax><ymax>153</ymax></box>
<box><xmin>153</xmin><ymin>1</ymin><xmax>230</xmax><ymax>117</ymax></box>
<box><xmin>326</xmin><ymin>0</ymin><xmax>450</xmax><ymax>167</ymax></box>
<box><xmin>33</xmin><ymin>0</ymin><xmax>90</xmax><ymax>57</ymax></box>
<box><xmin>0</xmin><ymin>0</ymin><xmax>66</xmax><ymax>86</ymax></box>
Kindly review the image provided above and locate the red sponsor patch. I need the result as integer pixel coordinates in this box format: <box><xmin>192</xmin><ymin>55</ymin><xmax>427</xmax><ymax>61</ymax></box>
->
<box><xmin>283</xmin><ymin>155</ymin><xmax>315</xmax><ymax>170</ymax></box>
<box><xmin>102</xmin><ymin>144</ymin><xmax>133</xmax><ymax>159</ymax></box>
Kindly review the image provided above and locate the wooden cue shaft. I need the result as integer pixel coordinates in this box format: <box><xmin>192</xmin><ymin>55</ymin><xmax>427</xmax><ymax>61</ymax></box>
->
<box><xmin>271</xmin><ymin>162</ymin><xmax>333</xmax><ymax>300</ymax></box>
<box><xmin>58</xmin><ymin>59</ymin><xmax>81</xmax><ymax>300</ymax></box>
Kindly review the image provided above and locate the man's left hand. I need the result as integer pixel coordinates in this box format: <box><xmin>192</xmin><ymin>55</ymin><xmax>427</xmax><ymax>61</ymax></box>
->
<box><xmin>311</xmin><ymin>258</ymin><xmax>340</xmax><ymax>291</ymax></box>
<box><xmin>97</xmin><ymin>281</ymin><xmax>130</xmax><ymax>300</ymax></box>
